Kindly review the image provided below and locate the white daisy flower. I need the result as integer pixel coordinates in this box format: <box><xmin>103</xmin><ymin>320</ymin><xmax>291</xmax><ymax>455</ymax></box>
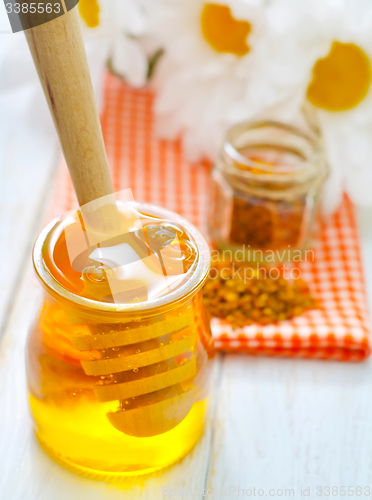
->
<box><xmin>241</xmin><ymin>0</ymin><xmax>372</xmax><ymax>212</ymax></box>
<box><xmin>146</xmin><ymin>0</ymin><xmax>268</xmax><ymax>162</ymax></box>
<box><xmin>78</xmin><ymin>0</ymin><xmax>149</xmax><ymax>88</ymax></box>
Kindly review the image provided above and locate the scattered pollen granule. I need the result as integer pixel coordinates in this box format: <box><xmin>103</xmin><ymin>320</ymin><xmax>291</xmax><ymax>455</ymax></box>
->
<box><xmin>203</xmin><ymin>259</ymin><xmax>319</xmax><ymax>328</ymax></box>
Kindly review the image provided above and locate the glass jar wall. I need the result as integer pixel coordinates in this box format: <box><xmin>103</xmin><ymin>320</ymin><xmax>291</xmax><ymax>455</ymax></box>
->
<box><xmin>27</xmin><ymin>202</ymin><xmax>214</xmax><ymax>480</ymax></box>
<box><xmin>207</xmin><ymin>121</ymin><xmax>328</xmax><ymax>261</ymax></box>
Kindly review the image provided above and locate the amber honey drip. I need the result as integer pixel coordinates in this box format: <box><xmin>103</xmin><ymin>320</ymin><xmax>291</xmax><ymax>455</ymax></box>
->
<box><xmin>27</xmin><ymin>207</ymin><xmax>213</xmax><ymax>478</ymax></box>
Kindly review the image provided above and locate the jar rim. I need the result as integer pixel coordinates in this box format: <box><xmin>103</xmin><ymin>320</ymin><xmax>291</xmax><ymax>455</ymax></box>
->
<box><xmin>33</xmin><ymin>202</ymin><xmax>211</xmax><ymax>315</ymax></box>
<box><xmin>220</xmin><ymin>119</ymin><xmax>326</xmax><ymax>183</ymax></box>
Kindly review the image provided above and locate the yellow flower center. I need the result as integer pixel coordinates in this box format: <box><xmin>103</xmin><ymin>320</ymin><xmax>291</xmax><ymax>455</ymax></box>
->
<box><xmin>78</xmin><ymin>0</ymin><xmax>100</xmax><ymax>28</ymax></box>
<box><xmin>307</xmin><ymin>42</ymin><xmax>372</xmax><ymax>112</ymax></box>
<box><xmin>201</xmin><ymin>3</ymin><xmax>251</xmax><ymax>57</ymax></box>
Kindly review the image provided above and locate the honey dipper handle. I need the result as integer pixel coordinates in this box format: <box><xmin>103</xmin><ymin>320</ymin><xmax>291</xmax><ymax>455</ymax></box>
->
<box><xmin>25</xmin><ymin>6</ymin><xmax>114</xmax><ymax>207</ymax></box>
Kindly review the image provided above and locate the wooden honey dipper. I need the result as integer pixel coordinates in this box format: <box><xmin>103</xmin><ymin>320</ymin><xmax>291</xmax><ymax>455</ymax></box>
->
<box><xmin>26</xmin><ymin>6</ymin><xmax>201</xmax><ymax>437</ymax></box>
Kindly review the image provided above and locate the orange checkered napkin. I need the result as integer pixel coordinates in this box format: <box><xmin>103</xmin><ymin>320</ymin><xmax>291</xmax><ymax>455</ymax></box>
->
<box><xmin>48</xmin><ymin>73</ymin><xmax>370</xmax><ymax>362</ymax></box>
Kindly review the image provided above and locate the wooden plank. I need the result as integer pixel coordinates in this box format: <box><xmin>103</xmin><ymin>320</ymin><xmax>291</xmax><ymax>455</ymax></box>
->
<box><xmin>207</xmin><ymin>355</ymin><xmax>372</xmax><ymax>495</ymax></box>
<box><xmin>0</xmin><ymin>91</ymin><xmax>58</xmax><ymax>336</ymax></box>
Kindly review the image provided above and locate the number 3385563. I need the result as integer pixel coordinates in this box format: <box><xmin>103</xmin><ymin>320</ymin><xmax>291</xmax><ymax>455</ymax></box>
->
<box><xmin>5</xmin><ymin>3</ymin><xmax>61</xmax><ymax>14</ymax></box>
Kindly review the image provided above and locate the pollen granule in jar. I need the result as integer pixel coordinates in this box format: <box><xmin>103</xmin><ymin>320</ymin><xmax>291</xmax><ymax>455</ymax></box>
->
<box><xmin>207</xmin><ymin>121</ymin><xmax>328</xmax><ymax>261</ymax></box>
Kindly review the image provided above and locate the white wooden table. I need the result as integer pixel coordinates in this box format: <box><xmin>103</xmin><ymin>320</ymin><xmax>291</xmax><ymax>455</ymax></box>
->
<box><xmin>1</xmin><ymin>127</ymin><xmax>372</xmax><ymax>500</ymax></box>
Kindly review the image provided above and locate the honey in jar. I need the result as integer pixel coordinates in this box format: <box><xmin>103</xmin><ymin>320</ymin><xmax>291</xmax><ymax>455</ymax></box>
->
<box><xmin>27</xmin><ymin>200</ymin><xmax>214</xmax><ymax>480</ymax></box>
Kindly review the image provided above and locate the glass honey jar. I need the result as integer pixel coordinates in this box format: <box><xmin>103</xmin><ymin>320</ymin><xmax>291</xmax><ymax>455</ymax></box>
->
<box><xmin>207</xmin><ymin>120</ymin><xmax>328</xmax><ymax>261</ymax></box>
<box><xmin>27</xmin><ymin>201</ymin><xmax>214</xmax><ymax>480</ymax></box>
